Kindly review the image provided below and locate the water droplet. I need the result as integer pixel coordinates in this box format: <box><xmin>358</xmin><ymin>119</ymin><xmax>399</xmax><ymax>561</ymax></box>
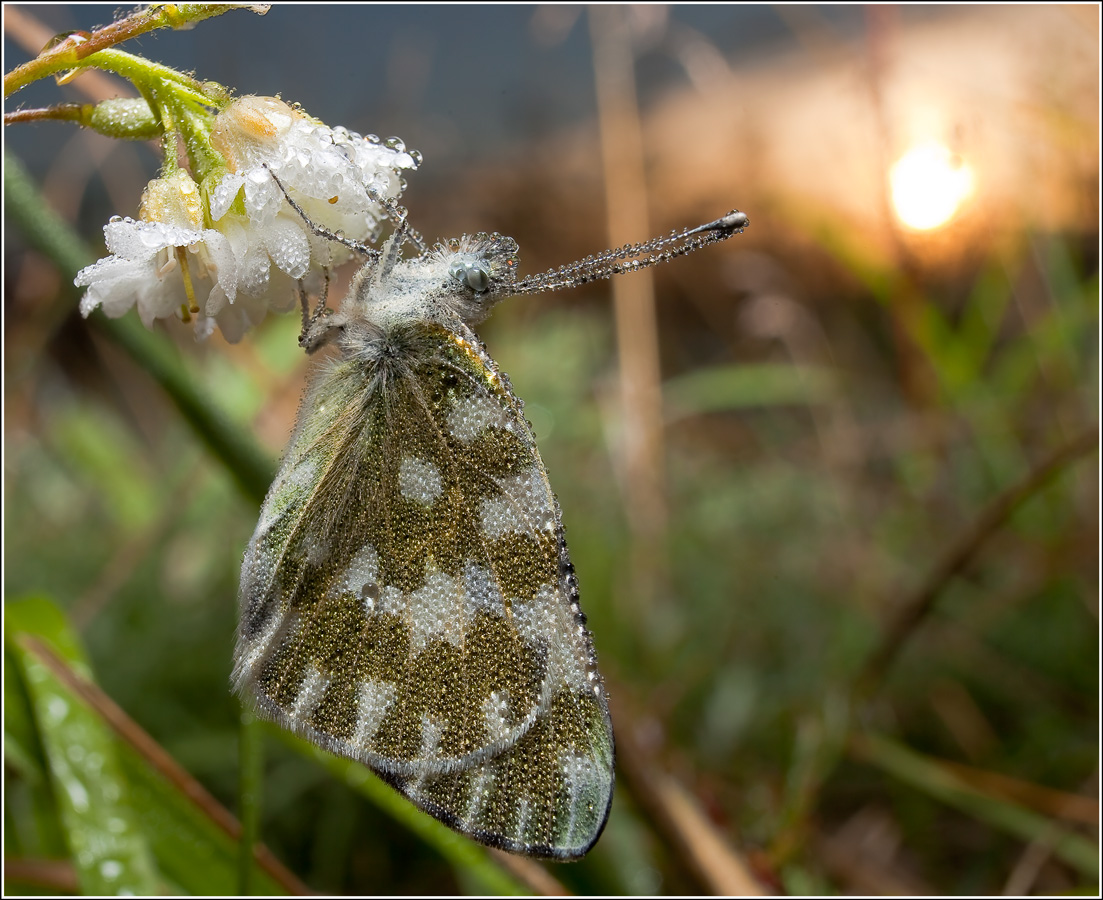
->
<box><xmin>42</xmin><ymin>29</ymin><xmax>89</xmax><ymax>52</ymax></box>
<box><xmin>100</xmin><ymin>860</ymin><xmax>123</xmax><ymax>880</ymax></box>
<box><xmin>384</xmin><ymin>136</ymin><xmax>406</xmax><ymax>152</ymax></box>
<box><xmin>66</xmin><ymin>779</ymin><xmax>90</xmax><ymax>812</ymax></box>
<box><xmin>46</xmin><ymin>696</ymin><xmax>69</xmax><ymax>722</ymax></box>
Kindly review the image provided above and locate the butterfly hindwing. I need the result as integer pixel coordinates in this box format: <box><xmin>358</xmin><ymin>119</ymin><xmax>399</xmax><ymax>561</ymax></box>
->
<box><xmin>236</xmin><ymin>319</ymin><xmax>613</xmax><ymax>858</ymax></box>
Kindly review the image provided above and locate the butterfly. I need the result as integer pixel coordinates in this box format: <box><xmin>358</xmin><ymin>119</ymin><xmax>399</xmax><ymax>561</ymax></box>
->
<box><xmin>234</xmin><ymin>194</ymin><xmax>748</xmax><ymax>859</ymax></box>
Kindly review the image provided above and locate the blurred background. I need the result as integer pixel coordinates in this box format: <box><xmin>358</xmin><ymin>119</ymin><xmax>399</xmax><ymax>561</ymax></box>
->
<box><xmin>4</xmin><ymin>4</ymin><xmax>1099</xmax><ymax>895</ymax></box>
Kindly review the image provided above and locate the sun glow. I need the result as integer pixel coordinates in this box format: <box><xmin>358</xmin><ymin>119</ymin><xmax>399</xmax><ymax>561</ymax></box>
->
<box><xmin>890</xmin><ymin>141</ymin><xmax>974</xmax><ymax>231</ymax></box>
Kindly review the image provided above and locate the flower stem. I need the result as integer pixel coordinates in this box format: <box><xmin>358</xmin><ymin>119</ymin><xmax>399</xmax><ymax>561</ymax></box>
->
<box><xmin>3</xmin><ymin>103</ymin><xmax>90</xmax><ymax>125</ymax></box>
<box><xmin>237</xmin><ymin>707</ymin><xmax>264</xmax><ymax>896</ymax></box>
<box><xmin>4</xmin><ymin>4</ymin><xmax>267</xmax><ymax>98</ymax></box>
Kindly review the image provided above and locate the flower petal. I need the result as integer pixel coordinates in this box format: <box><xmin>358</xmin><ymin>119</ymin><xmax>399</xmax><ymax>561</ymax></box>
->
<box><xmin>209</xmin><ymin>172</ymin><xmax>246</xmax><ymax>221</ymax></box>
<box><xmin>261</xmin><ymin>216</ymin><xmax>311</xmax><ymax>279</ymax></box>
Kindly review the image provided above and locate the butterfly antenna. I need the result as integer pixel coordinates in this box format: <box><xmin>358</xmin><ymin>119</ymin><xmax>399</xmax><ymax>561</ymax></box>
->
<box><xmin>365</xmin><ymin>187</ymin><xmax>427</xmax><ymax>257</ymax></box>
<box><xmin>264</xmin><ymin>165</ymin><xmax>383</xmax><ymax>261</ymax></box>
<box><xmin>513</xmin><ymin>210</ymin><xmax>748</xmax><ymax>295</ymax></box>
<box><xmin>373</xmin><ymin>205</ymin><xmax>425</xmax><ymax>284</ymax></box>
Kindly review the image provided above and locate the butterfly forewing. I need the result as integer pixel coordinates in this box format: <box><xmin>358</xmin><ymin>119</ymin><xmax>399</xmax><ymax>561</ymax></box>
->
<box><xmin>236</xmin><ymin>317</ymin><xmax>614</xmax><ymax>858</ymax></box>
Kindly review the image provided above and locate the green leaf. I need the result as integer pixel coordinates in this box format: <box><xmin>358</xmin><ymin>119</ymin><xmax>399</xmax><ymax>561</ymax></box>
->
<box><xmin>6</xmin><ymin>595</ymin><xmax>298</xmax><ymax>895</ymax></box>
<box><xmin>4</xmin><ymin>648</ymin><xmax>69</xmax><ymax>862</ymax></box>
<box><xmin>113</xmin><ymin>737</ymin><xmax>289</xmax><ymax>896</ymax></box>
<box><xmin>5</xmin><ymin>646</ymin><xmax>46</xmax><ymax>785</ymax></box>
<box><xmin>6</xmin><ymin>596</ymin><xmax>161</xmax><ymax>896</ymax></box>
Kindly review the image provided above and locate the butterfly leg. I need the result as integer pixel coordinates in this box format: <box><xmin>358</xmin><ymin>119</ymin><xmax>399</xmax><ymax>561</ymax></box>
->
<box><xmin>364</xmin><ymin>186</ymin><xmax>427</xmax><ymax>257</ymax></box>
<box><xmin>297</xmin><ymin>267</ymin><xmax>334</xmax><ymax>336</ymax></box>
<box><xmin>263</xmin><ymin>164</ymin><xmax>426</xmax><ymax>258</ymax></box>
<box><xmin>263</xmin><ymin>164</ymin><xmax>383</xmax><ymax>260</ymax></box>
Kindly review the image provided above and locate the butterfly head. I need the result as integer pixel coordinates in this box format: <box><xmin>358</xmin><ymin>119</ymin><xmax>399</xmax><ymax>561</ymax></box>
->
<box><xmin>435</xmin><ymin>231</ymin><xmax>521</xmax><ymax>324</ymax></box>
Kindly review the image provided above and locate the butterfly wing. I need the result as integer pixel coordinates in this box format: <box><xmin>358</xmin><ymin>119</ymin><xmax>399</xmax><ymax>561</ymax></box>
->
<box><xmin>236</xmin><ymin>320</ymin><xmax>613</xmax><ymax>858</ymax></box>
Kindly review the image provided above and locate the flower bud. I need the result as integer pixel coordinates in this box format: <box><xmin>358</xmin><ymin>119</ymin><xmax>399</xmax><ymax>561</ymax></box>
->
<box><xmin>139</xmin><ymin>170</ymin><xmax>205</xmax><ymax>230</ymax></box>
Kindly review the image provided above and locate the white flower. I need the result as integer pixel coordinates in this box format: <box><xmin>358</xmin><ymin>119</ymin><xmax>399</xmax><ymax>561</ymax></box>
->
<box><xmin>76</xmin><ymin>98</ymin><xmax>419</xmax><ymax>343</ymax></box>
<box><xmin>76</xmin><ymin>216</ymin><xmax>238</xmax><ymax>331</ymax></box>
<box><xmin>209</xmin><ymin>96</ymin><xmax>418</xmax><ymax>265</ymax></box>
<box><xmin>196</xmin><ymin>210</ymin><xmax>311</xmax><ymax>342</ymax></box>
<box><xmin>76</xmin><ymin>171</ymin><xmax>243</xmax><ymax>337</ymax></box>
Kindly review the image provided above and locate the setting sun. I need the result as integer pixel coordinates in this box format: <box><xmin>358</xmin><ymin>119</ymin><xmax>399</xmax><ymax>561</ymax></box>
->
<box><xmin>890</xmin><ymin>141</ymin><xmax>974</xmax><ymax>230</ymax></box>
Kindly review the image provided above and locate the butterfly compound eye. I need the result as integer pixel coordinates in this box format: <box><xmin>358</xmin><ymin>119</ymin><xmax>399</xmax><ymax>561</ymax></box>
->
<box><xmin>449</xmin><ymin>259</ymin><xmax>492</xmax><ymax>293</ymax></box>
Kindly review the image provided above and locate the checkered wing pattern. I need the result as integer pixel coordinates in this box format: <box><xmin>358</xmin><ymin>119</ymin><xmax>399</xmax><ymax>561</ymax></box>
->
<box><xmin>236</xmin><ymin>319</ymin><xmax>613</xmax><ymax>859</ymax></box>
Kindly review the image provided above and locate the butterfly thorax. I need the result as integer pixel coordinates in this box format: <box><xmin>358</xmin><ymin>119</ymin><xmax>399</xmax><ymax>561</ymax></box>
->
<box><xmin>357</xmin><ymin>231</ymin><xmax>521</xmax><ymax>327</ymax></box>
<box><xmin>301</xmin><ymin>231</ymin><xmax>521</xmax><ymax>354</ymax></box>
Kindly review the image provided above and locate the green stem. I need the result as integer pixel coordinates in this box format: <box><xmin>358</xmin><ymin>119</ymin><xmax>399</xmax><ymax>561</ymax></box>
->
<box><xmin>276</xmin><ymin>729</ymin><xmax>528</xmax><ymax>895</ymax></box>
<box><xmin>854</xmin><ymin>734</ymin><xmax>1099</xmax><ymax>881</ymax></box>
<box><xmin>156</xmin><ymin>92</ymin><xmax>181</xmax><ymax>175</ymax></box>
<box><xmin>4</xmin><ymin>150</ymin><xmax>275</xmax><ymax>505</ymax></box>
<box><xmin>65</xmin><ymin>47</ymin><xmax>223</xmax><ymax>113</ymax></box>
<box><xmin>4</xmin><ymin>4</ymin><xmax>263</xmax><ymax>98</ymax></box>
<box><xmin>160</xmin><ymin>86</ymin><xmax>224</xmax><ymax>179</ymax></box>
<box><xmin>855</xmin><ymin>424</ymin><xmax>1100</xmax><ymax>698</ymax></box>
<box><xmin>237</xmin><ymin>708</ymin><xmax>264</xmax><ymax>896</ymax></box>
